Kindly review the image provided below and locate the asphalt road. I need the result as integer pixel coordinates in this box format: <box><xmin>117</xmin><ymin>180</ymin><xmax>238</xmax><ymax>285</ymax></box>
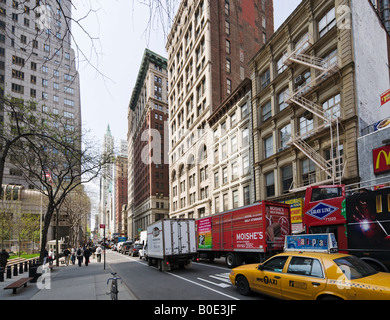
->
<box><xmin>106</xmin><ymin>250</ymin><xmax>266</xmax><ymax>300</ymax></box>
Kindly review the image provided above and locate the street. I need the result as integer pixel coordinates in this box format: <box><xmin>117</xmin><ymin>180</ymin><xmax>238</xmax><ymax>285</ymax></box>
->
<box><xmin>105</xmin><ymin>250</ymin><xmax>266</xmax><ymax>301</ymax></box>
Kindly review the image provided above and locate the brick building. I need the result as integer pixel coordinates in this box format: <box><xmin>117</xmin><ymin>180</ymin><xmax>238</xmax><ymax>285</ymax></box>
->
<box><xmin>127</xmin><ymin>49</ymin><xmax>169</xmax><ymax>240</ymax></box>
<box><xmin>167</xmin><ymin>0</ymin><xmax>274</xmax><ymax>219</ymax></box>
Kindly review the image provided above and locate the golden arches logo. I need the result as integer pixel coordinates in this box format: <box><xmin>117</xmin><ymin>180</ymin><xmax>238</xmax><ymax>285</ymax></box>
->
<box><xmin>376</xmin><ymin>150</ymin><xmax>390</xmax><ymax>170</ymax></box>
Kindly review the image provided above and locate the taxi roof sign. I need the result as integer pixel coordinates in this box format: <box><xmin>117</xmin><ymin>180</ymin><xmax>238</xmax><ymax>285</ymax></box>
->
<box><xmin>284</xmin><ymin>233</ymin><xmax>338</xmax><ymax>253</ymax></box>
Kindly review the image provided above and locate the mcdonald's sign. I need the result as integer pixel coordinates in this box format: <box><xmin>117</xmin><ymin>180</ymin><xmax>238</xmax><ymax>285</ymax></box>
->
<box><xmin>373</xmin><ymin>145</ymin><xmax>390</xmax><ymax>174</ymax></box>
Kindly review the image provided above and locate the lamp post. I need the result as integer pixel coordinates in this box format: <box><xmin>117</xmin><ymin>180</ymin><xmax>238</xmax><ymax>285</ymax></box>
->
<box><xmin>100</xmin><ymin>224</ymin><xmax>105</xmax><ymax>270</ymax></box>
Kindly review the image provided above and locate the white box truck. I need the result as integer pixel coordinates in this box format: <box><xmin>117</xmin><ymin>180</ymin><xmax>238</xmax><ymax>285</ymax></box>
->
<box><xmin>147</xmin><ymin>219</ymin><xmax>197</xmax><ymax>271</ymax></box>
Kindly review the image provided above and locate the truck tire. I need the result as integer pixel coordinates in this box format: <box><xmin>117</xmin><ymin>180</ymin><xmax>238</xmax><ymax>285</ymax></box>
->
<box><xmin>360</xmin><ymin>258</ymin><xmax>389</xmax><ymax>272</ymax></box>
<box><xmin>226</xmin><ymin>253</ymin><xmax>242</xmax><ymax>268</ymax></box>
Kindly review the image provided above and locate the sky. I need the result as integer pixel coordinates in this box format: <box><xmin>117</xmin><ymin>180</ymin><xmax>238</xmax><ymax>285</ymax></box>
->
<box><xmin>72</xmin><ymin>0</ymin><xmax>302</xmax><ymax>147</ymax></box>
<box><xmin>71</xmin><ymin>0</ymin><xmax>302</xmax><ymax>219</ymax></box>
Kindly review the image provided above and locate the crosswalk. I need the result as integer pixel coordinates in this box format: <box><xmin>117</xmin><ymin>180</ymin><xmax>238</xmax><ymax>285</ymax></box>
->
<box><xmin>197</xmin><ymin>272</ymin><xmax>232</xmax><ymax>288</ymax></box>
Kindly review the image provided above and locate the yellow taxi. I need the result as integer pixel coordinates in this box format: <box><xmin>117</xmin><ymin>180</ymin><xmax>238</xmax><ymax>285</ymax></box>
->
<box><xmin>229</xmin><ymin>234</ymin><xmax>390</xmax><ymax>300</ymax></box>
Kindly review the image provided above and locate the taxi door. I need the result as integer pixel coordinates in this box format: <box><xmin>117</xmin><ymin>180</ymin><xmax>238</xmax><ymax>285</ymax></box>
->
<box><xmin>252</xmin><ymin>256</ymin><xmax>289</xmax><ymax>299</ymax></box>
<box><xmin>281</xmin><ymin>256</ymin><xmax>327</xmax><ymax>300</ymax></box>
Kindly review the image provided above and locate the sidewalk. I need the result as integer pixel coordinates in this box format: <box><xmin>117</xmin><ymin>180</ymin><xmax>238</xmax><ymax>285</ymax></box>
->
<box><xmin>0</xmin><ymin>255</ymin><xmax>137</xmax><ymax>300</ymax></box>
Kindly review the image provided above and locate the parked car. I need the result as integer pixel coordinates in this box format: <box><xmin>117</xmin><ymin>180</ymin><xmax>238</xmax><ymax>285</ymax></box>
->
<box><xmin>119</xmin><ymin>241</ymin><xmax>132</xmax><ymax>254</ymax></box>
<box><xmin>122</xmin><ymin>242</ymin><xmax>132</xmax><ymax>254</ymax></box>
<box><xmin>128</xmin><ymin>243</ymin><xmax>143</xmax><ymax>257</ymax></box>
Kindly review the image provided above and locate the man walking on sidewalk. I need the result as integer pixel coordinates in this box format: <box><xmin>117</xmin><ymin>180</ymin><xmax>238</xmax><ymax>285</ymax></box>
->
<box><xmin>63</xmin><ymin>248</ymin><xmax>71</xmax><ymax>266</ymax></box>
<box><xmin>84</xmin><ymin>247</ymin><xmax>91</xmax><ymax>266</ymax></box>
<box><xmin>77</xmin><ymin>246</ymin><xmax>83</xmax><ymax>267</ymax></box>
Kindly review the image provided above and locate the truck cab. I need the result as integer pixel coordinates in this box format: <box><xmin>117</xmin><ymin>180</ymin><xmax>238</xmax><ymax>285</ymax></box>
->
<box><xmin>303</xmin><ymin>185</ymin><xmax>390</xmax><ymax>272</ymax></box>
<box><xmin>303</xmin><ymin>185</ymin><xmax>348</xmax><ymax>252</ymax></box>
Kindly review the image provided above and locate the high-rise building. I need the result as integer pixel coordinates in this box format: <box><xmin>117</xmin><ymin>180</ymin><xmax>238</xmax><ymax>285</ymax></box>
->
<box><xmin>115</xmin><ymin>151</ymin><xmax>127</xmax><ymax>235</ymax></box>
<box><xmin>99</xmin><ymin>125</ymin><xmax>114</xmax><ymax>239</ymax></box>
<box><xmin>0</xmin><ymin>0</ymin><xmax>81</xmax><ymax>188</ymax></box>
<box><xmin>127</xmin><ymin>49</ymin><xmax>169</xmax><ymax>241</ymax></box>
<box><xmin>167</xmin><ymin>0</ymin><xmax>274</xmax><ymax>219</ymax></box>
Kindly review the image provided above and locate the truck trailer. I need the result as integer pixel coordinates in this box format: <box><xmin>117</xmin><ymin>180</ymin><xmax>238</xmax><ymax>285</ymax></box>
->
<box><xmin>147</xmin><ymin>219</ymin><xmax>197</xmax><ymax>271</ymax></box>
<box><xmin>303</xmin><ymin>185</ymin><xmax>390</xmax><ymax>272</ymax></box>
<box><xmin>196</xmin><ymin>201</ymin><xmax>291</xmax><ymax>268</ymax></box>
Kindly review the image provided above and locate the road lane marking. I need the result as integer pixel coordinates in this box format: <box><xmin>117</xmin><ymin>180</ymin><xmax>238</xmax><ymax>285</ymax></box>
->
<box><xmin>166</xmin><ymin>272</ymin><xmax>240</xmax><ymax>300</ymax></box>
<box><xmin>197</xmin><ymin>277</ymin><xmax>231</xmax><ymax>288</ymax></box>
<box><xmin>209</xmin><ymin>273</ymin><xmax>231</xmax><ymax>283</ymax></box>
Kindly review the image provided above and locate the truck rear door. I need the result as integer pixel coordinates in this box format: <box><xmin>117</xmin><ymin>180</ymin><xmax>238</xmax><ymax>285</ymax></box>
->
<box><xmin>178</xmin><ymin>221</ymin><xmax>189</xmax><ymax>254</ymax></box>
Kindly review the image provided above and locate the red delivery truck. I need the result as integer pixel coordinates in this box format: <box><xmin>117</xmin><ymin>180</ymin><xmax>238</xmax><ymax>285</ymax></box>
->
<box><xmin>196</xmin><ymin>201</ymin><xmax>291</xmax><ymax>268</ymax></box>
<box><xmin>303</xmin><ymin>185</ymin><xmax>390</xmax><ymax>272</ymax></box>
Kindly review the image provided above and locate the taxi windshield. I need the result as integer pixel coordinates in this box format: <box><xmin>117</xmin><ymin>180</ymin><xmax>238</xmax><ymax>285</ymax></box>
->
<box><xmin>334</xmin><ymin>256</ymin><xmax>378</xmax><ymax>280</ymax></box>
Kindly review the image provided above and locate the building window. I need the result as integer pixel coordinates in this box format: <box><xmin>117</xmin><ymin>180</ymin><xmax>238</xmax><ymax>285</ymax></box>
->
<box><xmin>243</xmin><ymin>154</ymin><xmax>250</xmax><ymax>175</ymax></box>
<box><xmin>241</xmin><ymin>103</ymin><xmax>248</xmax><ymax>118</ymax></box>
<box><xmin>225</xmin><ymin>20</ymin><xmax>230</xmax><ymax>35</ymax></box>
<box><xmin>225</xmin><ymin>0</ymin><xmax>230</xmax><ymax>16</ymax></box>
<box><xmin>299</xmin><ymin>115</ymin><xmax>314</xmax><ymax>137</ymax></box>
<box><xmin>223</xmin><ymin>193</ymin><xmax>228</xmax><ymax>211</ymax></box>
<box><xmin>215</xmin><ymin>196</ymin><xmax>220</xmax><ymax>213</ymax></box>
<box><xmin>227</xmin><ymin>78</ymin><xmax>232</xmax><ymax>94</ymax></box>
<box><xmin>276</xmin><ymin>53</ymin><xmax>287</xmax><ymax>75</ymax></box>
<box><xmin>302</xmin><ymin>158</ymin><xmax>316</xmax><ymax>186</ymax></box>
<box><xmin>319</xmin><ymin>7</ymin><xmax>336</xmax><ymax>38</ymax></box>
<box><xmin>265</xmin><ymin>172</ymin><xmax>275</xmax><ymax>198</ymax></box>
<box><xmin>260</xmin><ymin>69</ymin><xmax>270</xmax><ymax>90</ymax></box>
<box><xmin>232</xmin><ymin>190</ymin><xmax>238</xmax><ymax>209</ymax></box>
<box><xmin>280</xmin><ymin>123</ymin><xmax>291</xmax><ymax>150</ymax></box>
<box><xmin>226</xmin><ymin>39</ymin><xmax>231</xmax><ymax>54</ymax></box>
<box><xmin>226</xmin><ymin>58</ymin><xmax>231</xmax><ymax>73</ymax></box>
<box><xmin>231</xmin><ymin>162</ymin><xmax>238</xmax><ymax>180</ymax></box>
<box><xmin>231</xmin><ymin>135</ymin><xmax>237</xmax><ymax>153</ymax></box>
<box><xmin>243</xmin><ymin>186</ymin><xmax>250</xmax><ymax>206</ymax></box>
<box><xmin>214</xmin><ymin>171</ymin><xmax>219</xmax><ymax>188</ymax></box>
<box><xmin>281</xmin><ymin>165</ymin><xmax>293</xmax><ymax>194</ymax></box>
<box><xmin>278</xmin><ymin>88</ymin><xmax>289</xmax><ymax>112</ymax></box>
<box><xmin>264</xmin><ymin>135</ymin><xmax>274</xmax><ymax>158</ymax></box>
<box><xmin>222</xmin><ymin>167</ymin><xmax>228</xmax><ymax>184</ymax></box>
<box><xmin>323</xmin><ymin>93</ymin><xmax>341</xmax><ymax>120</ymax></box>
<box><xmin>242</xmin><ymin>127</ymin><xmax>249</xmax><ymax>146</ymax></box>
<box><xmin>262</xmin><ymin>101</ymin><xmax>272</xmax><ymax>122</ymax></box>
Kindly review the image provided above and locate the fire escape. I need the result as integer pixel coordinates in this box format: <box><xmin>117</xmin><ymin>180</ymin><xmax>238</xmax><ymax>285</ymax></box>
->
<box><xmin>283</xmin><ymin>37</ymin><xmax>345</xmax><ymax>192</ymax></box>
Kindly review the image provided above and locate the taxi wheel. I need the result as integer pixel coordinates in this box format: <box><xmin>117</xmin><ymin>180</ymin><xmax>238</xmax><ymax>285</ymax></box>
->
<box><xmin>236</xmin><ymin>275</ymin><xmax>251</xmax><ymax>296</ymax></box>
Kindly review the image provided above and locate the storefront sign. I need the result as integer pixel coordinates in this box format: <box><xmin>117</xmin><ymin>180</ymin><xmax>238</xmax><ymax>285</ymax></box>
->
<box><xmin>373</xmin><ymin>145</ymin><xmax>390</xmax><ymax>174</ymax></box>
<box><xmin>381</xmin><ymin>89</ymin><xmax>390</xmax><ymax>106</ymax></box>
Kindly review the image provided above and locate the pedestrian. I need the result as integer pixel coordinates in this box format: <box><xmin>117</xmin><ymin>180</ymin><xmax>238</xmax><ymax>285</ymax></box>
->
<box><xmin>70</xmin><ymin>247</ymin><xmax>76</xmax><ymax>265</ymax></box>
<box><xmin>76</xmin><ymin>246</ymin><xmax>83</xmax><ymax>267</ymax></box>
<box><xmin>91</xmin><ymin>246</ymin><xmax>96</xmax><ymax>259</ymax></box>
<box><xmin>63</xmin><ymin>248</ymin><xmax>71</xmax><ymax>266</ymax></box>
<box><xmin>43</xmin><ymin>248</ymin><xmax>48</xmax><ymax>265</ymax></box>
<box><xmin>0</xmin><ymin>249</ymin><xmax>9</xmax><ymax>272</ymax></box>
<box><xmin>84</xmin><ymin>246</ymin><xmax>91</xmax><ymax>266</ymax></box>
<box><xmin>48</xmin><ymin>248</ymin><xmax>55</xmax><ymax>266</ymax></box>
<box><xmin>96</xmin><ymin>246</ymin><xmax>102</xmax><ymax>263</ymax></box>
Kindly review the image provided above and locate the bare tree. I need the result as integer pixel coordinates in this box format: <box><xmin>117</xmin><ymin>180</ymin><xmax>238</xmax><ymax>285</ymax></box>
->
<box><xmin>61</xmin><ymin>186</ymin><xmax>91</xmax><ymax>247</ymax></box>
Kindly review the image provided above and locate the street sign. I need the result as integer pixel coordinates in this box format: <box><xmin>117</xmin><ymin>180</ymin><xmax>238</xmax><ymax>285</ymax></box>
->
<box><xmin>100</xmin><ymin>224</ymin><xmax>105</xmax><ymax>229</ymax></box>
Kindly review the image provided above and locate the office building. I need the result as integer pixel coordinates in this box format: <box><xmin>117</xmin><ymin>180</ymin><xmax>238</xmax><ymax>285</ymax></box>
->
<box><xmin>0</xmin><ymin>0</ymin><xmax>81</xmax><ymax>189</ymax></box>
<box><xmin>127</xmin><ymin>49</ymin><xmax>169</xmax><ymax>240</ymax></box>
<box><xmin>167</xmin><ymin>0</ymin><xmax>274</xmax><ymax>219</ymax></box>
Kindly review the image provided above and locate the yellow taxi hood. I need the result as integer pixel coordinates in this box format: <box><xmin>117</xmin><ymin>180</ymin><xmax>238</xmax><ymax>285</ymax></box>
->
<box><xmin>232</xmin><ymin>263</ymin><xmax>259</xmax><ymax>272</ymax></box>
